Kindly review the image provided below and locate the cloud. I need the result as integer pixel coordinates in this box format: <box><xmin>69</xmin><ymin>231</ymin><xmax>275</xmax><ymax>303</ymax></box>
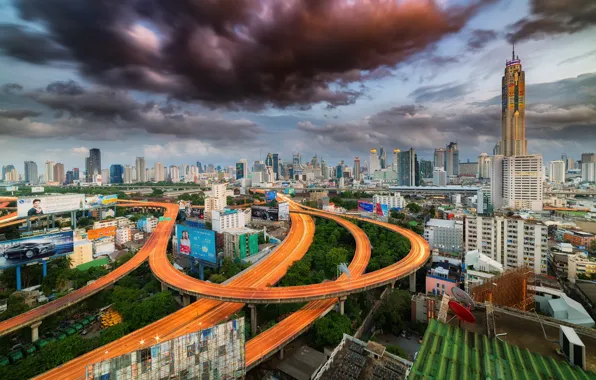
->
<box><xmin>5</xmin><ymin>0</ymin><xmax>496</xmax><ymax>109</ymax></box>
<box><xmin>1</xmin><ymin>83</ymin><xmax>24</xmax><ymax>94</ymax></box>
<box><xmin>71</xmin><ymin>146</ymin><xmax>90</xmax><ymax>156</ymax></box>
<box><xmin>507</xmin><ymin>0</ymin><xmax>596</xmax><ymax>42</ymax></box>
<box><xmin>0</xmin><ymin>109</ymin><xmax>42</xmax><ymax>120</ymax></box>
<box><xmin>0</xmin><ymin>24</ymin><xmax>71</xmax><ymax>63</ymax></box>
<box><xmin>408</xmin><ymin>82</ymin><xmax>468</xmax><ymax>103</ymax></box>
<box><xmin>143</xmin><ymin>140</ymin><xmax>216</xmax><ymax>159</ymax></box>
<box><xmin>557</xmin><ymin>49</ymin><xmax>596</xmax><ymax>66</ymax></box>
<box><xmin>466</xmin><ymin>29</ymin><xmax>498</xmax><ymax>50</ymax></box>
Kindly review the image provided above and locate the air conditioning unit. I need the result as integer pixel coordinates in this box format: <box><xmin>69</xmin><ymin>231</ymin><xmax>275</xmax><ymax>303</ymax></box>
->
<box><xmin>560</xmin><ymin>325</ymin><xmax>586</xmax><ymax>369</ymax></box>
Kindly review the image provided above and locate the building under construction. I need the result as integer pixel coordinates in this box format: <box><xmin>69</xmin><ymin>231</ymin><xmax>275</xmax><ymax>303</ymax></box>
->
<box><xmin>469</xmin><ymin>267</ymin><xmax>535</xmax><ymax>311</ymax></box>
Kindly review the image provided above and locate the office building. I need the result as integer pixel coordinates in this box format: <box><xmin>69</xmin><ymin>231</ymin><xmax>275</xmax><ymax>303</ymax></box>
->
<box><xmin>101</xmin><ymin>169</ymin><xmax>110</xmax><ymax>184</ymax></box>
<box><xmin>434</xmin><ymin>148</ymin><xmax>446</xmax><ymax>169</ymax></box>
<box><xmin>372</xmin><ymin>193</ymin><xmax>406</xmax><ymax>209</ymax></box>
<box><xmin>498</xmin><ymin>47</ymin><xmax>527</xmax><ymax>156</ymax></box>
<box><xmin>73</xmin><ymin>168</ymin><xmax>80</xmax><ymax>180</ymax></box>
<box><xmin>223</xmin><ymin>228</ymin><xmax>260</xmax><ymax>260</ymax></box>
<box><xmin>24</xmin><ymin>161</ymin><xmax>38</xmax><ymax>184</ymax></box>
<box><xmin>88</xmin><ymin>148</ymin><xmax>101</xmax><ymax>180</ymax></box>
<box><xmin>236</xmin><ymin>158</ymin><xmax>248</xmax><ymax>180</ymax></box>
<box><xmin>445</xmin><ymin>142</ymin><xmax>459</xmax><ymax>177</ymax></box>
<box><xmin>396</xmin><ymin>148</ymin><xmax>417</xmax><ymax>186</ymax></box>
<box><xmin>212</xmin><ymin>209</ymin><xmax>246</xmax><ymax>233</ymax></box>
<box><xmin>272</xmin><ymin>153</ymin><xmax>280</xmax><ymax>179</ymax></box>
<box><xmin>478</xmin><ymin>153</ymin><xmax>491</xmax><ymax>179</ymax></box>
<box><xmin>135</xmin><ymin>157</ymin><xmax>146</xmax><ymax>182</ymax></box>
<box><xmin>379</xmin><ymin>146</ymin><xmax>387</xmax><ymax>169</ymax></box>
<box><xmin>563</xmin><ymin>230</ymin><xmax>595</xmax><ymax>248</ymax></box>
<box><xmin>420</xmin><ymin>159</ymin><xmax>433</xmax><ymax>178</ymax></box>
<box><xmin>464</xmin><ymin>215</ymin><xmax>547</xmax><ymax>274</ymax></box>
<box><xmin>369</xmin><ymin>149</ymin><xmax>380</xmax><ymax>174</ymax></box>
<box><xmin>53</xmin><ymin>163</ymin><xmax>65</xmax><ymax>184</ymax></box>
<box><xmin>154</xmin><ymin>162</ymin><xmax>165</xmax><ymax>182</ymax></box>
<box><xmin>110</xmin><ymin>164</ymin><xmax>124</xmax><ymax>184</ymax></box>
<box><xmin>582</xmin><ymin>162</ymin><xmax>595</xmax><ymax>182</ymax></box>
<box><xmin>123</xmin><ymin>165</ymin><xmax>133</xmax><ymax>184</ymax></box>
<box><xmin>353</xmin><ymin>157</ymin><xmax>361</xmax><ymax>181</ymax></box>
<box><xmin>65</xmin><ymin>171</ymin><xmax>73</xmax><ymax>184</ymax></box>
<box><xmin>458</xmin><ymin>161</ymin><xmax>478</xmax><ymax>177</ymax></box>
<box><xmin>581</xmin><ymin>153</ymin><xmax>595</xmax><ymax>165</ymax></box>
<box><xmin>549</xmin><ymin>160</ymin><xmax>566</xmax><ymax>184</ymax></box>
<box><xmin>433</xmin><ymin>167</ymin><xmax>447</xmax><ymax>186</ymax></box>
<box><xmin>45</xmin><ymin>161</ymin><xmax>56</xmax><ymax>182</ymax></box>
<box><xmin>3</xmin><ymin>165</ymin><xmax>18</xmax><ymax>182</ymax></box>
<box><xmin>424</xmin><ymin>219</ymin><xmax>464</xmax><ymax>253</ymax></box>
<box><xmin>502</xmin><ymin>155</ymin><xmax>543</xmax><ymax>211</ymax></box>
<box><xmin>169</xmin><ymin>165</ymin><xmax>180</xmax><ymax>183</ymax></box>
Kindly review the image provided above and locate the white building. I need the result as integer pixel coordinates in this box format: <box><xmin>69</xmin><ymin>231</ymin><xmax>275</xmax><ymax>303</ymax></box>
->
<box><xmin>582</xmin><ymin>162</ymin><xmax>595</xmax><ymax>182</ymax></box>
<box><xmin>135</xmin><ymin>157</ymin><xmax>146</xmax><ymax>182</ymax></box>
<box><xmin>478</xmin><ymin>153</ymin><xmax>491</xmax><ymax>179</ymax></box>
<box><xmin>464</xmin><ymin>215</ymin><xmax>547</xmax><ymax>274</ymax></box>
<box><xmin>169</xmin><ymin>165</ymin><xmax>180</xmax><ymax>183</ymax></box>
<box><xmin>433</xmin><ymin>167</ymin><xmax>447</xmax><ymax>186</ymax></box>
<box><xmin>204</xmin><ymin>183</ymin><xmax>228</xmax><ymax>217</ymax></box>
<box><xmin>212</xmin><ymin>209</ymin><xmax>246</xmax><ymax>233</ymax></box>
<box><xmin>123</xmin><ymin>165</ymin><xmax>133</xmax><ymax>183</ymax></box>
<box><xmin>251</xmin><ymin>171</ymin><xmax>263</xmax><ymax>186</ymax></box>
<box><xmin>101</xmin><ymin>169</ymin><xmax>110</xmax><ymax>184</ymax></box>
<box><xmin>464</xmin><ymin>249</ymin><xmax>503</xmax><ymax>292</ymax></box>
<box><xmin>490</xmin><ymin>155</ymin><xmax>505</xmax><ymax>209</ymax></box>
<box><xmin>45</xmin><ymin>161</ymin><xmax>55</xmax><ymax>183</ymax></box>
<box><xmin>93</xmin><ymin>239</ymin><xmax>115</xmax><ymax>256</ymax></box>
<box><xmin>372</xmin><ymin>193</ymin><xmax>406</xmax><ymax>209</ymax></box>
<box><xmin>424</xmin><ymin>219</ymin><xmax>464</xmax><ymax>253</ymax></box>
<box><xmin>116</xmin><ymin>228</ymin><xmax>131</xmax><ymax>245</ymax></box>
<box><xmin>549</xmin><ymin>160</ymin><xmax>566</xmax><ymax>184</ymax></box>
<box><xmin>154</xmin><ymin>162</ymin><xmax>165</xmax><ymax>182</ymax></box>
<box><xmin>492</xmin><ymin>154</ymin><xmax>543</xmax><ymax>211</ymax></box>
<box><xmin>369</xmin><ymin>149</ymin><xmax>380</xmax><ymax>175</ymax></box>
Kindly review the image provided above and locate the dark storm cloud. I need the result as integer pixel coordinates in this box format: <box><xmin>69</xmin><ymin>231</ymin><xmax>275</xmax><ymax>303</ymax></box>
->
<box><xmin>7</xmin><ymin>0</ymin><xmax>496</xmax><ymax>109</ymax></box>
<box><xmin>0</xmin><ymin>109</ymin><xmax>42</xmax><ymax>120</ymax></box>
<box><xmin>0</xmin><ymin>81</ymin><xmax>263</xmax><ymax>141</ymax></box>
<box><xmin>507</xmin><ymin>0</ymin><xmax>596</xmax><ymax>42</ymax></box>
<box><xmin>408</xmin><ymin>83</ymin><xmax>469</xmax><ymax>103</ymax></box>
<box><xmin>1</xmin><ymin>83</ymin><xmax>23</xmax><ymax>94</ymax></box>
<box><xmin>467</xmin><ymin>29</ymin><xmax>498</xmax><ymax>50</ymax></box>
<box><xmin>0</xmin><ymin>24</ymin><xmax>71</xmax><ymax>64</ymax></box>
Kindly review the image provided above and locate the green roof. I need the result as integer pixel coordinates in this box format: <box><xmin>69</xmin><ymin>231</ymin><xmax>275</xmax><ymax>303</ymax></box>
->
<box><xmin>76</xmin><ymin>257</ymin><xmax>111</xmax><ymax>271</ymax></box>
<box><xmin>409</xmin><ymin>319</ymin><xmax>596</xmax><ymax>380</ymax></box>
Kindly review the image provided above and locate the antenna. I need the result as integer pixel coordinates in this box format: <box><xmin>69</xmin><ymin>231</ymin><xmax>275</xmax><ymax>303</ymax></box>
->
<box><xmin>512</xmin><ymin>43</ymin><xmax>515</xmax><ymax>60</ymax></box>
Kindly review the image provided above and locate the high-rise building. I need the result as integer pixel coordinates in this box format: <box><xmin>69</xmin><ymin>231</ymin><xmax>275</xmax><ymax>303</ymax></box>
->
<box><xmin>582</xmin><ymin>162</ymin><xmax>596</xmax><ymax>182</ymax></box>
<box><xmin>53</xmin><ymin>163</ymin><xmax>65</xmax><ymax>184</ymax></box>
<box><xmin>3</xmin><ymin>165</ymin><xmax>17</xmax><ymax>182</ymax></box>
<box><xmin>445</xmin><ymin>142</ymin><xmax>459</xmax><ymax>177</ymax></box>
<box><xmin>549</xmin><ymin>160</ymin><xmax>566</xmax><ymax>184</ymax></box>
<box><xmin>169</xmin><ymin>165</ymin><xmax>180</xmax><ymax>183</ymax></box>
<box><xmin>433</xmin><ymin>167</ymin><xmax>447</xmax><ymax>186</ymax></box>
<box><xmin>336</xmin><ymin>162</ymin><xmax>343</xmax><ymax>179</ymax></box>
<box><xmin>420</xmin><ymin>160</ymin><xmax>433</xmax><ymax>179</ymax></box>
<box><xmin>379</xmin><ymin>146</ymin><xmax>386</xmax><ymax>169</ymax></box>
<box><xmin>88</xmin><ymin>148</ymin><xmax>101</xmax><ymax>180</ymax></box>
<box><xmin>45</xmin><ymin>161</ymin><xmax>56</xmax><ymax>183</ymax></box>
<box><xmin>434</xmin><ymin>148</ymin><xmax>446</xmax><ymax>169</ymax></box>
<box><xmin>154</xmin><ymin>162</ymin><xmax>165</xmax><ymax>182</ymax></box>
<box><xmin>236</xmin><ymin>158</ymin><xmax>248</xmax><ymax>180</ymax></box>
<box><xmin>490</xmin><ymin>155</ymin><xmax>505</xmax><ymax>209</ymax></box>
<box><xmin>424</xmin><ymin>219</ymin><xmax>464</xmax><ymax>253</ymax></box>
<box><xmin>369</xmin><ymin>149</ymin><xmax>380</xmax><ymax>175</ymax></box>
<box><xmin>110</xmin><ymin>164</ymin><xmax>124</xmax><ymax>184</ymax></box>
<box><xmin>196</xmin><ymin>161</ymin><xmax>203</xmax><ymax>173</ymax></box>
<box><xmin>84</xmin><ymin>157</ymin><xmax>90</xmax><ymax>181</ymax></box>
<box><xmin>397</xmin><ymin>148</ymin><xmax>417</xmax><ymax>186</ymax></box>
<box><xmin>135</xmin><ymin>157</ymin><xmax>146</xmax><ymax>182</ymax></box>
<box><xmin>321</xmin><ymin>160</ymin><xmax>328</xmax><ymax>179</ymax></box>
<box><xmin>101</xmin><ymin>168</ymin><xmax>110</xmax><ymax>184</ymax></box>
<box><xmin>293</xmin><ymin>153</ymin><xmax>301</xmax><ymax>166</ymax></box>
<box><xmin>581</xmin><ymin>153</ymin><xmax>595</xmax><ymax>165</ymax></box>
<box><xmin>311</xmin><ymin>154</ymin><xmax>319</xmax><ymax>169</ymax></box>
<box><xmin>478</xmin><ymin>153</ymin><xmax>492</xmax><ymax>179</ymax></box>
<box><xmin>24</xmin><ymin>161</ymin><xmax>38</xmax><ymax>184</ymax></box>
<box><xmin>499</xmin><ymin>47</ymin><xmax>527</xmax><ymax>156</ymax></box>
<box><xmin>73</xmin><ymin>168</ymin><xmax>80</xmax><ymax>180</ymax></box>
<box><xmin>272</xmin><ymin>153</ymin><xmax>280</xmax><ymax>180</ymax></box>
<box><xmin>65</xmin><ymin>171</ymin><xmax>74</xmax><ymax>184</ymax></box>
<box><xmin>353</xmin><ymin>157</ymin><xmax>361</xmax><ymax>181</ymax></box>
<box><xmin>502</xmin><ymin>155</ymin><xmax>543</xmax><ymax>211</ymax></box>
<box><xmin>123</xmin><ymin>165</ymin><xmax>133</xmax><ymax>184</ymax></box>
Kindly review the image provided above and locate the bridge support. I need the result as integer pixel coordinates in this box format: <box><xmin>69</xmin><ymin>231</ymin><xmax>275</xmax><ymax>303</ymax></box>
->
<box><xmin>279</xmin><ymin>348</ymin><xmax>284</xmax><ymax>360</ymax></box>
<box><xmin>338</xmin><ymin>296</ymin><xmax>347</xmax><ymax>316</ymax></box>
<box><xmin>31</xmin><ymin>321</ymin><xmax>42</xmax><ymax>342</ymax></box>
<box><xmin>16</xmin><ymin>265</ymin><xmax>22</xmax><ymax>291</ymax></box>
<box><xmin>42</xmin><ymin>261</ymin><xmax>47</xmax><ymax>278</ymax></box>
<box><xmin>199</xmin><ymin>263</ymin><xmax>204</xmax><ymax>281</ymax></box>
<box><xmin>409</xmin><ymin>272</ymin><xmax>416</xmax><ymax>293</ymax></box>
<box><xmin>389</xmin><ymin>281</ymin><xmax>396</xmax><ymax>290</ymax></box>
<box><xmin>182</xmin><ymin>294</ymin><xmax>191</xmax><ymax>306</ymax></box>
<box><xmin>161</xmin><ymin>282</ymin><xmax>168</xmax><ymax>292</ymax></box>
<box><xmin>249</xmin><ymin>304</ymin><xmax>257</xmax><ymax>337</ymax></box>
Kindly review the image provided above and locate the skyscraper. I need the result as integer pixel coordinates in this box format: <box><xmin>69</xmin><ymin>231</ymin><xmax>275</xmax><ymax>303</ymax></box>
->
<box><xmin>73</xmin><ymin>168</ymin><xmax>80</xmax><ymax>180</ymax></box>
<box><xmin>499</xmin><ymin>46</ymin><xmax>527</xmax><ymax>156</ymax></box>
<box><xmin>478</xmin><ymin>153</ymin><xmax>492</xmax><ymax>179</ymax></box>
<box><xmin>53</xmin><ymin>163</ymin><xmax>65</xmax><ymax>184</ymax></box>
<box><xmin>397</xmin><ymin>148</ymin><xmax>417</xmax><ymax>186</ymax></box>
<box><xmin>353</xmin><ymin>157</ymin><xmax>361</xmax><ymax>181</ymax></box>
<box><xmin>549</xmin><ymin>160</ymin><xmax>566</xmax><ymax>184</ymax></box>
<box><xmin>379</xmin><ymin>146</ymin><xmax>386</xmax><ymax>169</ymax></box>
<box><xmin>293</xmin><ymin>153</ymin><xmax>301</xmax><ymax>166</ymax></box>
<box><xmin>45</xmin><ymin>161</ymin><xmax>55</xmax><ymax>183</ymax></box>
<box><xmin>154</xmin><ymin>162</ymin><xmax>165</xmax><ymax>182</ymax></box>
<box><xmin>88</xmin><ymin>148</ymin><xmax>101</xmax><ymax>180</ymax></box>
<box><xmin>24</xmin><ymin>161</ymin><xmax>38</xmax><ymax>184</ymax></box>
<box><xmin>123</xmin><ymin>165</ymin><xmax>133</xmax><ymax>183</ymax></box>
<box><xmin>445</xmin><ymin>142</ymin><xmax>459</xmax><ymax>176</ymax></box>
<box><xmin>420</xmin><ymin>160</ymin><xmax>433</xmax><ymax>178</ymax></box>
<box><xmin>272</xmin><ymin>153</ymin><xmax>280</xmax><ymax>180</ymax></box>
<box><xmin>110</xmin><ymin>164</ymin><xmax>124</xmax><ymax>184</ymax></box>
<box><xmin>369</xmin><ymin>149</ymin><xmax>380</xmax><ymax>175</ymax></box>
<box><xmin>392</xmin><ymin>149</ymin><xmax>400</xmax><ymax>172</ymax></box>
<box><xmin>136</xmin><ymin>157</ymin><xmax>146</xmax><ymax>182</ymax></box>
<box><xmin>236</xmin><ymin>158</ymin><xmax>249</xmax><ymax>180</ymax></box>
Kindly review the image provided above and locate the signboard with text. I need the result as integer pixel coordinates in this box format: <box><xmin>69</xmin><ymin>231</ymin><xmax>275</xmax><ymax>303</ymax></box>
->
<box><xmin>278</xmin><ymin>202</ymin><xmax>290</xmax><ymax>221</ymax></box>
<box><xmin>0</xmin><ymin>231</ymin><xmax>74</xmax><ymax>269</ymax></box>
<box><xmin>357</xmin><ymin>201</ymin><xmax>374</xmax><ymax>213</ymax></box>
<box><xmin>31</xmin><ymin>186</ymin><xmax>44</xmax><ymax>193</ymax></box>
<box><xmin>17</xmin><ymin>194</ymin><xmax>85</xmax><ymax>217</ymax></box>
<box><xmin>85</xmin><ymin>194</ymin><xmax>118</xmax><ymax>209</ymax></box>
<box><xmin>265</xmin><ymin>191</ymin><xmax>277</xmax><ymax>203</ymax></box>
<box><xmin>176</xmin><ymin>225</ymin><xmax>216</xmax><ymax>263</ymax></box>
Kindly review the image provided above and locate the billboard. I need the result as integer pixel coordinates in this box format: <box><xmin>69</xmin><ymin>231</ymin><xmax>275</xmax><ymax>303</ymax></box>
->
<box><xmin>375</xmin><ymin>203</ymin><xmax>389</xmax><ymax>217</ymax></box>
<box><xmin>87</xmin><ymin>226</ymin><xmax>117</xmax><ymax>240</ymax></box>
<box><xmin>357</xmin><ymin>201</ymin><xmax>374</xmax><ymax>213</ymax></box>
<box><xmin>186</xmin><ymin>219</ymin><xmax>206</xmax><ymax>229</ymax></box>
<box><xmin>177</xmin><ymin>225</ymin><xmax>216</xmax><ymax>263</ymax></box>
<box><xmin>251</xmin><ymin>206</ymin><xmax>278</xmax><ymax>221</ymax></box>
<box><xmin>278</xmin><ymin>202</ymin><xmax>290</xmax><ymax>221</ymax></box>
<box><xmin>0</xmin><ymin>231</ymin><xmax>74</xmax><ymax>269</ymax></box>
<box><xmin>85</xmin><ymin>194</ymin><xmax>118</xmax><ymax>209</ymax></box>
<box><xmin>17</xmin><ymin>194</ymin><xmax>85</xmax><ymax>217</ymax></box>
<box><xmin>6</xmin><ymin>186</ymin><xmax>18</xmax><ymax>191</ymax></box>
<box><xmin>86</xmin><ymin>318</ymin><xmax>245</xmax><ymax>380</ymax></box>
<box><xmin>31</xmin><ymin>186</ymin><xmax>44</xmax><ymax>193</ymax></box>
<box><xmin>265</xmin><ymin>191</ymin><xmax>277</xmax><ymax>203</ymax></box>
<box><xmin>284</xmin><ymin>187</ymin><xmax>295</xmax><ymax>195</ymax></box>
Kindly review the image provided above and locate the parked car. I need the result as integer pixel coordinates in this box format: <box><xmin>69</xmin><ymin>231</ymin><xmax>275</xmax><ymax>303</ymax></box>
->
<box><xmin>3</xmin><ymin>242</ymin><xmax>55</xmax><ymax>260</ymax></box>
<box><xmin>405</xmin><ymin>331</ymin><xmax>412</xmax><ymax>340</ymax></box>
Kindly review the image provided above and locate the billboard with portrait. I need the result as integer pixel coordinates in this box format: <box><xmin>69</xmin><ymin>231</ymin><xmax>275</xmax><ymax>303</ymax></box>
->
<box><xmin>87</xmin><ymin>226</ymin><xmax>117</xmax><ymax>240</ymax></box>
<box><xmin>265</xmin><ymin>191</ymin><xmax>277</xmax><ymax>203</ymax></box>
<box><xmin>278</xmin><ymin>202</ymin><xmax>290</xmax><ymax>221</ymax></box>
<box><xmin>31</xmin><ymin>186</ymin><xmax>44</xmax><ymax>193</ymax></box>
<box><xmin>0</xmin><ymin>231</ymin><xmax>74</xmax><ymax>269</ymax></box>
<box><xmin>85</xmin><ymin>194</ymin><xmax>118</xmax><ymax>209</ymax></box>
<box><xmin>251</xmin><ymin>206</ymin><xmax>279</xmax><ymax>221</ymax></box>
<box><xmin>357</xmin><ymin>201</ymin><xmax>374</xmax><ymax>213</ymax></box>
<box><xmin>176</xmin><ymin>225</ymin><xmax>216</xmax><ymax>263</ymax></box>
<box><xmin>17</xmin><ymin>194</ymin><xmax>85</xmax><ymax>217</ymax></box>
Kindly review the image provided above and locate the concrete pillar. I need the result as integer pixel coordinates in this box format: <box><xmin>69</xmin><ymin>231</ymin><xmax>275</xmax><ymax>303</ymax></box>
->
<box><xmin>182</xmin><ymin>294</ymin><xmax>191</xmax><ymax>306</ymax></box>
<box><xmin>199</xmin><ymin>263</ymin><xmax>204</xmax><ymax>281</ymax></box>
<box><xmin>409</xmin><ymin>272</ymin><xmax>416</xmax><ymax>293</ymax></box>
<box><xmin>339</xmin><ymin>297</ymin><xmax>346</xmax><ymax>316</ymax></box>
<box><xmin>161</xmin><ymin>282</ymin><xmax>168</xmax><ymax>292</ymax></box>
<box><xmin>389</xmin><ymin>281</ymin><xmax>396</xmax><ymax>290</ymax></box>
<box><xmin>42</xmin><ymin>261</ymin><xmax>47</xmax><ymax>278</ymax></box>
<box><xmin>249</xmin><ymin>304</ymin><xmax>257</xmax><ymax>337</ymax></box>
<box><xmin>279</xmin><ymin>348</ymin><xmax>284</xmax><ymax>360</ymax></box>
<box><xmin>16</xmin><ymin>266</ymin><xmax>22</xmax><ymax>291</ymax></box>
<box><xmin>31</xmin><ymin>321</ymin><xmax>42</xmax><ymax>342</ymax></box>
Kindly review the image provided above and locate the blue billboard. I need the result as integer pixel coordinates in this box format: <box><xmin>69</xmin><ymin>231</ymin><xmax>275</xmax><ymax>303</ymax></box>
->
<box><xmin>177</xmin><ymin>225</ymin><xmax>216</xmax><ymax>263</ymax></box>
<box><xmin>85</xmin><ymin>194</ymin><xmax>118</xmax><ymax>209</ymax></box>
<box><xmin>0</xmin><ymin>231</ymin><xmax>74</xmax><ymax>269</ymax></box>
<box><xmin>265</xmin><ymin>191</ymin><xmax>277</xmax><ymax>203</ymax></box>
<box><xmin>186</xmin><ymin>219</ymin><xmax>206</xmax><ymax>229</ymax></box>
<box><xmin>358</xmin><ymin>201</ymin><xmax>374</xmax><ymax>213</ymax></box>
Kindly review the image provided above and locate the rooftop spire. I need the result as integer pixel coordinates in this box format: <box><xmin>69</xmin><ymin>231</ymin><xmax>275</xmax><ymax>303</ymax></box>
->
<box><xmin>512</xmin><ymin>43</ymin><xmax>515</xmax><ymax>61</ymax></box>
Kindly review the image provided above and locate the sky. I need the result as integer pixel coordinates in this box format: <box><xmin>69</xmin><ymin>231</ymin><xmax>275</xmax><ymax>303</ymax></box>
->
<box><xmin>0</xmin><ymin>0</ymin><xmax>595</xmax><ymax>172</ymax></box>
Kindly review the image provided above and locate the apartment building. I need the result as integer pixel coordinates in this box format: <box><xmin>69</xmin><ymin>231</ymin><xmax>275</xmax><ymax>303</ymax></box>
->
<box><xmin>212</xmin><ymin>209</ymin><xmax>246</xmax><ymax>233</ymax></box>
<box><xmin>464</xmin><ymin>215</ymin><xmax>548</xmax><ymax>274</ymax></box>
<box><xmin>70</xmin><ymin>240</ymin><xmax>93</xmax><ymax>268</ymax></box>
<box><xmin>424</xmin><ymin>219</ymin><xmax>463</xmax><ymax>253</ymax></box>
<box><xmin>563</xmin><ymin>230</ymin><xmax>595</xmax><ymax>248</ymax></box>
<box><xmin>116</xmin><ymin>228</ymin><xmax>132</xmax><ymax>245</ymax></box>
<box><xmin>372</xmin><ymin>193</ymin><xmax>406</xmax><ymax>209</ymax></box>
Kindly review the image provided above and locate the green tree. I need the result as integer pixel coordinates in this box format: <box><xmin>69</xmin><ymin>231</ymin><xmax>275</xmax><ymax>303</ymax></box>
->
<box><xmin>151</xmin><ymin>188</ymin><xmax>164</xmax><ymax>196</ymax></box>
<box><xmin>374</xmin><ymin>290</ymin><xmax>411</xmax><ymax>335</ymax></box>
<box><xmin>406</xmin><ymin>202</ymin><xmax>421</xmax><ymax>213</ymax></box>
<box><xmin>589</xmin><ymin>240</ymin><xmax>596</xmax><ymax>255</ymax></box>
<box><xmin>325</xmin><ymin>247</ymin><xmax>348</xmax><ymax>278</ymax></box>
<box><xmin>0</xmin><ymin>295</ymin><xmax>30</xmax><ymax>321</ymax></box>
<box><xmin>208</xmin><ymin>274</ymin><xmax>227</xmax><ymax>283</ymax></box>
<box><xmin>313</xmin><ymin>312</ymin><xmax>352</xmax><ymax>348</ymax></box>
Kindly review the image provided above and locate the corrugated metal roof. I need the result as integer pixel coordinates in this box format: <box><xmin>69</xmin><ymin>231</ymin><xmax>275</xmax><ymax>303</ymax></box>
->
<box><xmin>409</xmin><ymin>319</ymin><xmax>596</xmax><ymax>380</ymax></box>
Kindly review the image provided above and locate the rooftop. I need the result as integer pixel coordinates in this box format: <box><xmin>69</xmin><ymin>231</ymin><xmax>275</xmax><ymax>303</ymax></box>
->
<box><xmin>426</xmin><ymin>219</ymin><xmax>457</xmax><ymax>228</ymax></box>
<box><xmin>76</xmin><ymin>257</ymin><xmax>110</xmax><ymax>271</ymax></box>
<box><xmin>276</xmin><ymin>346</ymin><xmax>327</xmax><ymax>380</ymax></box>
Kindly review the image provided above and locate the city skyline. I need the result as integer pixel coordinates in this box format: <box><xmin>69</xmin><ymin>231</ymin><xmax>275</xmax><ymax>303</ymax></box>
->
<box><xmin>0</xmin><ymin>1</ymin><xmax>595</xmax><ymax>169</ymax></box>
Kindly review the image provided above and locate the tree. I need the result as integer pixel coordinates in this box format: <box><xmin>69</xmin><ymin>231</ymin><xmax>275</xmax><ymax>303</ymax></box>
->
<box><xmin>313</xmin><ymin>311</ymin><xmax>352</xmax><ymax>347</ymax></box>
<box><xmin>208</xmin><ymin>274</ymin><xmax>227</xmax><ymax>283</ymax></box>
<box><xmin>374</xmin><ymin>290</ymin><xmax>411</xmax><ymax>335</ymax></box>
<box><xmin>406</xmin><ymin>202</ymin><xmax>421</xmax><ymax>213</ymax></box>
<box><xmin>325</xmin><ymin>247</ymin><xmax>348</xmax><ymax>278</ymax></box>
<box><xmin>151</xmin><ymin>188</ymin><xmax>164</xmax><ymax>196</ymax></box>
<box><xmin>589</xmin><ymin>240</ymin><xmax>596</xmax><ymax>255</ymax></box>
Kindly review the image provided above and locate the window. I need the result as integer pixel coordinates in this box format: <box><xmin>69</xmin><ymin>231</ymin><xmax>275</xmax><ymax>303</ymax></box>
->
<box><xmin>442</xmin><ymin>284</ymin><xmax>445</xmax><ymax>289</ymax></box>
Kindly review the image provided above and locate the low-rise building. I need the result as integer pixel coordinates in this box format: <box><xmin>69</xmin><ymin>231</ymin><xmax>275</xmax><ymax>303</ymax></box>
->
<box><xmin>212</xmin><ymin>209</ymin><xmax>246</xmax><ymax>233</ymax></box>
<box><xmin>92</xmin><ymin>216</ymin><xmax>131</xmax><ymax>230</ymax></box>
<box><xmin>425</xmin><ymin>266</ymin><xmax>459</xmax><ymax>297</ymax></box>
<box><xmin>132</xmin><ymin>230</ymin><xmax>144</xmax><ymax>241</ymax></box>
<box><xmin>223</xmin><ymin>228</ymin><xmax>260</xmax><ymax>260</ymax></box>
<box><xmin>372</xmin><ymin>192</ymin><xmax>406</xmax><ymax>209</ymax></box>
<box><xmin>116</xmin><ymin>228</ymin><xmax>131</xmax><ymax>245</ymax></box>
<box><xmin>93</xmin><ymin>238</ymin><xmax>115</xmax><ymax>256</ymax></box>
<box><xmin>569</xmin><ymin>253</ymin><xmax>596</xmax><ymax>283</ymax></box>
<box><xmin>464</xmin><ymin>250</ymin><xmax>503</xmax><ymax>292</ymax></box>
<box><xmin>424</xmin><ymin>219</ymin><xmax>463</xmax><ymax>253</ymax></box>
<box><xmin>70</xmin><ymin>240</ymin><xmax>93</xmax><ymax>268</ymax></box>
<box><xmin>563</xmin><ymin>230</ymin><xmax>595</xmax><ymax>248</ymax></box>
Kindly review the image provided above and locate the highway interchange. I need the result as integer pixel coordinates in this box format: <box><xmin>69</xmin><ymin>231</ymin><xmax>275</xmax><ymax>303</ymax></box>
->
<box><xmin>0</xmin><ymin>194</ymin><xmax>431</xmax><ymax>378</ymax></box>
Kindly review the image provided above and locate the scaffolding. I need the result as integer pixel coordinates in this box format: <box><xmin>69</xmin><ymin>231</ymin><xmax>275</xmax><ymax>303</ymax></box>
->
<box><xmin>469</xmin><ymin>267</ymin><xmax>535</xmax><ymax>312</ymax></box>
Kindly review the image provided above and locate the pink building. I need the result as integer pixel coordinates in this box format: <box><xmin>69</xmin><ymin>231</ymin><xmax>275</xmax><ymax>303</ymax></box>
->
<box><xmin>425</xmin><ymin>267</ymin><xmax>458</xmax><ymax>297</ymax></box>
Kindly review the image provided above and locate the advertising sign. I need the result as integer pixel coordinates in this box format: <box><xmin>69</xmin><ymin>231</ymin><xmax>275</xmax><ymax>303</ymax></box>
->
<box><xmin>176</xmin><ymin>225</ymin><xmax>216</xmax><ymax>263</ymax></box>
<box><xmin>251</xmin><ymin>206</ymin><xmax>279</xmax><ymax>221</ymax></box>
<box><xmin>284</xmin><ymin>187</ymin><xmax>295</xmax><ymax>195</ymax></box>
<box><xmin>0</xmin><ymin>231</ymin><xmax>74</xmax><ymax>269</ymax></box>
<box><xmin>265</xmin><ymin>191</ymin><xmax>277</xmax><ymax>203</ymax></box>
<box><xmin>357</xmin><ymin>200</ymin><xmax>374</xmax><ymax>213</ymax></box>
<box><xmin>186</xmin><ymin>219</ymin><xmax>206</xmax><ymax>229</ymax></box>
<box><xmin>17</xmin><ymin>194</ymin><xmax>85</xmax><ymax>217</ymax></box>
<box><xmin>6</xmin><ymin>186</ymin><xmax>18</xmax><ymax>191</ymax></box>
<box><xmin>278</xmin><ymin>202</ymin><xmax>290</xmax><ymax>221</ymax></box>
<box><xmin>31</xmin><ymin>186</ymin><xmax>44</xmax><ymax>193</ymax></box>
<box><xmin>87</xmin><ymin>226</ymin><xmax>117</xmax><ymax>240</ymax></box>
<box><xmin>375</xmin><ymin>203</ymin><xmax>389</xmax><ymax>217</ymax></box>
<box><xmin>85</xmin><ymin>194</ymin><xmax>118</xmax><ymax>209</ymax></box>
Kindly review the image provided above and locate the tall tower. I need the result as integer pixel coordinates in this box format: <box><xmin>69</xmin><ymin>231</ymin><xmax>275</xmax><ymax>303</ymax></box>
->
<box><xmin>500</xmin><ymin>46</ymin><xmax>527</xmax><ymax>156</ymax></box>
<box><xmin>353</xmin><ymin>157</ymin><xmax>361</xmax><ymax>181</ymax></box>
<box><xmin>369</xmin><ymin>149</ymin><xmax>380</xmax><ymax>175</ymax></box>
